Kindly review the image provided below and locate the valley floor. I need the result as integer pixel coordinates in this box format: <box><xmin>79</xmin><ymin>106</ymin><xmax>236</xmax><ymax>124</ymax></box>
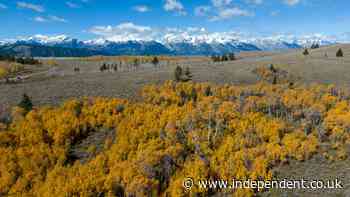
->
<box><xmin>1</xmin><ymin>44</ymin><xmax>350</xmax><ymax>107</ymax></box>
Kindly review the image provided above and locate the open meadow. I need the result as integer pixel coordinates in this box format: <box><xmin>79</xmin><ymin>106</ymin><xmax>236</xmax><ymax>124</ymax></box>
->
<box><xmin>1</xmin><ymin>45</ymin><xmax>350</xmax><ymax>107</ymax></box>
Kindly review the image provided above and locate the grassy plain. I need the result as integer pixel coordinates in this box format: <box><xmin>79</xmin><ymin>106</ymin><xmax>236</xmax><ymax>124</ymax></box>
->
<box><xmin>1</xmin><ymin>44</ymin><xmax>350</xmax><ymax>107</ymax></box>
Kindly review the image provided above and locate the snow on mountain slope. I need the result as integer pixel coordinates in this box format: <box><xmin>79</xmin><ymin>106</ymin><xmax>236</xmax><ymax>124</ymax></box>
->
<box><xmin>0</xmin><ymin>33</ymin><xmax>341</xmax><ymax>56</ymax></box>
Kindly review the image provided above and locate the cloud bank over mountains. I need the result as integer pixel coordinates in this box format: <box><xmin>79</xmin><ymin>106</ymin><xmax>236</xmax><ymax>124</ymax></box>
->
<box><xmin>86</xmin><ymin>22</ymin><xmax>348</xmax><ymax>45</ymax></box>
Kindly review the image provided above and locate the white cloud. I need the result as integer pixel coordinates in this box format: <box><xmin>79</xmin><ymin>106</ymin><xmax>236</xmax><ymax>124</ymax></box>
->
<box><xmin>164</xmin><ymin>0</ymin><xmax>186</xmax><ymax>15</ymax></box>
<box><xmin>33</xmin><ymin>15</ymin><xmax>67</xmax><ymax>23</ymax></box>
<box><xmin>211</xmin><ymin>0</ymin><xmax>232</xmax><ymax>7</ymax></box>
<box><xmin>66</xmin><ymin>2</ymin><xmax>80</xmax><ymax>8</ymax></box>
<box><xmin>5</xmin><ymin>22</ymin><xmax>350</xmax><ymax>46</ymax></box>
<box><xmin>17</xmin><ymin>2</ymin><xmax>45</xmax><ymax>12</ymax></box>
<box><xmin>245</xmin><ymin>0</ymin><xmax>263</xmax><ymax>5</ymax></box>
<box><xmin>87</xmin><ymin>22</ymin><xmax>347</xmax><ymax>46</ymax></box>
<box><xmin>196</xmin><ymin>0</ymin><xmax>254</xmax><ymax>21</ymax></box>
<box><xmin>89</xmin><ymin>22</ymin><xmax>156</xmax><ymax>42</ymax></box>
<box><xmin>283</xmin><ymin>0</ymin><xmax>301</xmax><ymax>6</ymax></box>
<box><xmin>88</xmin><ymin>22</ymin><xmax>250</xmax><ymax>43</ymax></box>
<box><xmin>133</xmin><ymin>5</ymin><xmax>151</xmax><ymax>13</ymax></box>
<box><xmin>0</xmin><ymin>3</ymin><xmax>8</xmax><ymax>9</ymax></box>
<box><xmin>33</xmin><ymin>16</ymin><xmax>47</xmax><ymax>22</ymax></box>
<box><xmin>211</xmin><ymin>7</ymin><xmax>254</xmax><ymax>21</ymax></box>
<box><xmin>49</xmin><ymin>15</ymin><xmax>68</xmax><ymax>23</ymax></box>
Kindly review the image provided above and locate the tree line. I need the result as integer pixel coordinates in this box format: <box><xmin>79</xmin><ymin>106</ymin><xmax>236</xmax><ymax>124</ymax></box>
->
<box><xmin>0</xmin><ymin>55</ymin><xmax>41</xmax><ymax>65</ymax></box>
<box><xmin>211</xmin><ymin>53</ymin><xmax>237</xmax><ymax>62</ymax></box>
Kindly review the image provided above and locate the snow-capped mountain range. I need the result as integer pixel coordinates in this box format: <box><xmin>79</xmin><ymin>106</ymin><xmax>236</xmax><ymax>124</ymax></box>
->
<box><xmin>0</xmin><ymin>34</ymin><xmax>340</xmax><ymax>57</ymax></box>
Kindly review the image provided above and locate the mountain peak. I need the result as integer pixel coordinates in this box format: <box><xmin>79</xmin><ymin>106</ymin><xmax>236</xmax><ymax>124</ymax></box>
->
<box><xmin>0</xmin><ymin>33</ymin><xmax>341</xmax><ymax>57</ymax></box>
<box><xmin>18</xmin><ymin>34</ymin><xmax>72</xmax><ymax>45</ymax></box>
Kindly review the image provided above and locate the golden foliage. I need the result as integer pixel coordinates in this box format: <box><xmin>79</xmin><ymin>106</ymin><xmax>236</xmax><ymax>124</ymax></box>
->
<box><xmin>0</xmin><ymin>81</ymin><xmax>349</xmax><ymax>196</ymax></box>
<box><xmin>0</xmin><ymin>61</ymin><xmax>25</xmax><ymax>79</ymax></box>
<box><xmin>0</xmin><ymin>67</ymin><xmax>8</xmax><ymax>79</ymax></box>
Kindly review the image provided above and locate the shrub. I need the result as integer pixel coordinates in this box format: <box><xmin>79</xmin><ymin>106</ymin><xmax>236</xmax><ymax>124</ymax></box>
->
<box><xmin>18</xmin><ymin>93</ymin><xmax>33</xmax><ymax>113</ymax></box>
<box><xmin>9</xmin><ymin>63</ymin><xmax>24</xmax><ymax>73</ymax></box>
<box><xmin>15</xmin><ymin>57</ymin><xmax>40</xmax><ymax>65</ymax></box>
<box><xmin>303</xmin><ymin>49</ymin><xmax>309</xmax><ymax>56</ymax></box>
<box><xmin>211</xmin><ymin>55</ymin><xmax>221</xmax><ymax>62</ymax></box>
<box><xmin>47</xmin><ymin>59</ymin><xmax>59</xmax><ymax>67</ymax></box>
<box><xmin>252</xmin><ymin>65</ymin><xmax>291</xmax><ymax>84</ymax></box>
<box><xmin>0</xmin><ymin>67</ymin><xmax>8</xmax><ymax>79</ymax></box>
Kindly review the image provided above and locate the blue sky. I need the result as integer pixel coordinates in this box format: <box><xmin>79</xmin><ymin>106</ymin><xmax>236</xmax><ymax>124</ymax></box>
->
<box><xmin>0</xmin><ymin>0</ymin><xmax>349</xmax><ymax>40</ymax></box>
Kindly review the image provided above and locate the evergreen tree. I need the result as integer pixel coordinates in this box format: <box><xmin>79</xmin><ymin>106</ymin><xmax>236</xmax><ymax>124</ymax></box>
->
<box><xmin>228</xmin><ymin>53</ymin><xmax>236</xmax><ymax>61</ymax></box>
<box><xmin>190</xmin><ymin>88</ymin><xmax>198</xmax><ymax>102</ymax></box>
<box><xmin>133</xmin><ymin>58</ymin><xmax>140</xmax><ymax>68</ymax></box>
<box><xmin>18</xmin><ymin>93</ymin><xmax>33</xmax><ymax>113</ymax></box>
<box><xmin>151</xmin><ymin>56</ymin><xmax>159</xmax><ymax>67</ymax></box>
<box><xmin>211</xmin><ymin>55</ymin><xmax>220</xmax><ymax>62</ymax></box>
<box><xmin>269</xmin><ymin>64</ymin><xmax>277</xmax><ymax>73</ymax></box>
<box><xmin>221</xmin><ymin>55</ymin><xmax>228</xmax><ymax>61</ymax></box>
<box><xmin>204</xmin><ymin>86</ymin><xmax>212</xmax><ymax>96</ymax></box>
<box><xmin>272</xmin><ymin>75</ymin><xmax>277</xmax><ymax>85</ymax></box>
<box><xmin>184</xmin><ymin>67</ymin><xmax>193</xmax><ymax>81</ymax></box>
<box><xmin>174</xmin><ymin>66</ymin><xmax>183</xmax><ymax>82</ymax></box>
<box><xmin>311</xmin><ymin>43</ymin><xmax>320</xmax><ymax>49</ymax></box>
<box><xmin>303</xmin><ymin>49</ymin><xmax>309</xmax><ymax>56</ymax></box>
<box><xmin>336</xmin><ymin>48</ymin><xmax>344</xmax><ymax>57</ymax></box>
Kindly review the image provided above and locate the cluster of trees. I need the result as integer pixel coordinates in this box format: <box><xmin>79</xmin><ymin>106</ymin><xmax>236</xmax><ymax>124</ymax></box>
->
<box><xmin>99</xmin><ymin>63</ymin><xmax>119</xmax><ymax>72</ymax></box>
<box><xmin>174</xmin><ymin>66</ymin><xmax>193</xmax><ymax>82</ymax></box>
<box><xmin>98</xmin><ymin>56</ymin><xmax>160</xmax><ymax>73</ymax></box>
<box><xmin>252</xmin><ymin>64</ymin><xmax>294</xmax><ymax>85</ymax></box>
<box><xmin>303</xmin><ymin>48</ymin><xmax>344</xmax><ymax>57</ymax></box>
<box><xmin>211</xmin><ymin>53</ymin><xmax>236</xmax><ymax>62</ymax></box>
<box><xmin>0</xmin><ymin>55</ymin><xmax>40</xmax><ymax>65</ymax></box>
<box><xmin>310</xmin><ymin>43</ymin><xmax>320</xmax><ymax>49</ymax></box>
<box><xmin>0</xmin><ymin>81</ymin><xmax>349</xmax><ymax>196</ymax></box>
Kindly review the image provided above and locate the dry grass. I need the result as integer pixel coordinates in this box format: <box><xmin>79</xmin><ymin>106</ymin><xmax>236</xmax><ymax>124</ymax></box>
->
<box><xmin>0</xmin><ymin>61</ymin><xmax>10</xmax><ymax>69</ymax></box>
<box><xmin>262</xmin><ymin>154</ymin><xmax>350</xmax><ymax>197</ymax></box>
<box><xmin>1</xmin><ymin>44</ymin><xmax>350</xmax><ymax>107</ymax></box>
